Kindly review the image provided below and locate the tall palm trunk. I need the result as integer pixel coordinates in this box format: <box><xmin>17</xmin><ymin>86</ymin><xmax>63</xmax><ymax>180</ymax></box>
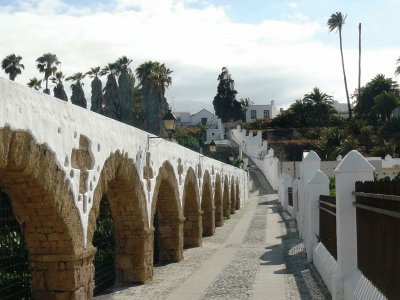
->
<box><xmin>358</xmin><ymin>23</ymin><xmax>361</xmax><ymax>103</ymax></box>
<box><xmin>339</xmin><ymin>29</ymin><xmax>352</xmax><ymax>118</ymax></box>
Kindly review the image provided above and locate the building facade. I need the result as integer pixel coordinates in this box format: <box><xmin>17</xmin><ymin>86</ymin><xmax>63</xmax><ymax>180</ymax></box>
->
<box><xmin>245</xmin><ymin>100</ymin><xmax>278</xmax><ymax>123</ymax></box>
<box><xmin>175</xmin><ymin>109</ymin><xmax>224</xmax><ymax>142</ymax></box>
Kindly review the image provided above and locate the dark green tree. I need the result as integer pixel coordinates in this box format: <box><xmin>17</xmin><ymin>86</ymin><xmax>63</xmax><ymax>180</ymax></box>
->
<box><xmin>1</xmin><ymin>53</ymin><xmax>24</xmax><ymax>81</ymax></box>
<box><xmin>303</xmin><ymin>87</ymin><xmax>335</xmax><ymax>126</ymax></box>
<box><xmin>51</xmin><ymin>71</ymin><xmax>68</xmax><ymax>101</ymax></box>
<box><xmin>136</xmin><ymin>61</ymin><xmax>172</xmax><ymax>135</ymax></box>
<box><xmin>396</xmin><ymin>57</ymin><xmax>400</xmax><ymax>77</ymax></box>
<box><xmin>100</xmin><ymin>63</ymin><xmax>119</xmax><ymax>120</ymax></box>
<box><xmin>66</xmin><ymin>72</ymin><xmax>87</xmax><ymax>108</ymax></box>
<box><xmin>374</xmin><ymin>91</ymin><xmax>400</xmax><ymax>122</ymax></box>
<box><xmin>36</xmin><ymin>53</ymin><xmax>60</xmax><ymax>94</ymax></box>
<box><xmin>213</xmin><ymin>67</ymin><xmax>242</xmax><ymax>122</ymax></box>
<box><xmin>115</xmin><ymin>56</ymin><xmax>135</xmax><ymax>125</ymax></box>
<box><xmin>27</xmin><ymin>77</ymin><xmax>42</xmax><ymax>90</ymax></box>
<box><xmin>354</xmin><ymin>74</ymin><xmax>400</xmax><ymax>123</ymax></box>
<box><xmin>86</xmin><ymin>67</ymin><xmax>104</xmax><ymax>114</ymax></box>
<box><xmin>328</xmin><ymin>12</ymin><xmax>352</xmax><ymax>118</ymax></box>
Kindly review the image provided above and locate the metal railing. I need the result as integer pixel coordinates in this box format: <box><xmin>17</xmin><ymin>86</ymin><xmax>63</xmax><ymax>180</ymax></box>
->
<box><xmin>0</xmin><ymin>191</ymin><xmax>32</xmax><ymax>299</ymax></box>
<box><xmin>93</xmin><ymin>196</ymin><xmax>116</xmax><ymax>296</ymax></box>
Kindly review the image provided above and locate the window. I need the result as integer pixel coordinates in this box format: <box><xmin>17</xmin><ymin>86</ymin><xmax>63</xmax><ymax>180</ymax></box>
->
<box><xmin>251</xmin><ymin>110</ymin><xmax>256</xmax><ymax>119</ymax></box>
<box><xmin>263</xmin><ymin>110</ymin><xmax>270</xmax><ymax>119</ymax></box>
<box><xmin>201</xmin><ymin>118</ymin><xmax>207</xmax><ymax>125</ymax></box>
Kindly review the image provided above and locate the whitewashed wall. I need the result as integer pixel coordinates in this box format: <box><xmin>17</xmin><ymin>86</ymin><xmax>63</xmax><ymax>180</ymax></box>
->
<box><xmin>0</xmin><ymin>77</ymin><xmax>248</xmax><ymax>247</ymax></box>
<box><xmin>231</xmin><ymin>126</ymin><xmax>279</xmax><ymax>190</ymax></box>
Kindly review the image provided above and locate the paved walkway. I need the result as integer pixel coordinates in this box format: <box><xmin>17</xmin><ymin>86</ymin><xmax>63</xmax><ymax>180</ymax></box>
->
<box><xmin>97</xmin><ymin>168</ymin><xmax>330</xmax><ymax>300</ymax></box>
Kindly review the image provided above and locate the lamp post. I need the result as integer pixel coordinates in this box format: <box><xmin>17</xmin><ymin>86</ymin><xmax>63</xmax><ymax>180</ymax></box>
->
<box><xmin>147</xmin><ymin>109</ymin><xmax>177</xmax><ymax>148</ymax></box>
<box><xmin>162</xmin><ymin>109</ymin><xmax>177</xmax><ymax>139</ymax></box>
<box><xmin>209</xmin><ymin>140</ymin><xmax>217</xmax><ymax>154</ymax></box>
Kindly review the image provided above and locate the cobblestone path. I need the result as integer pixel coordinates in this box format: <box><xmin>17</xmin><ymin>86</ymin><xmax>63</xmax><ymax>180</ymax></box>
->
<box><xmin>97</xmin><ymin>169</ymin><xmax>330</xmax><ymax>300</ymax></box>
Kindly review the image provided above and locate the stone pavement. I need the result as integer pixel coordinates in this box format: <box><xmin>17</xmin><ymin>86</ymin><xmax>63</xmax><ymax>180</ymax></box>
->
<box><xmin>96</xmin><ymin>168</ymin><xmax>330</xmax><ymax>300</ymax></box>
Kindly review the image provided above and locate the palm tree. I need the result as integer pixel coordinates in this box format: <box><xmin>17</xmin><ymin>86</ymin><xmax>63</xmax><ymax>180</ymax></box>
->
<box><xmin>51</xmin><ymin>71</ymin><xmax>68</xmax><ymax>101</ymax></box>
<box><xmin>328</xmin><ymin>12</ymin><xmax>352</xmax><ymax>118</ymax></box>
<box><xmin>358</xmin><ymin>23</ymin><xmax>362</xmax><ymax>102</ymax></box>
<box><xmin>100</xmin><ymin>63</ymin><xmax>119</xmax><ymax>119</ymax></box>
<box><xmin>27</xmin><ymin>77</ymin><xmax>42</xmax><ymax>90</ymax></box>
<box><xmin>396</xmin><ymin>57</ymin><xmax>400</xmax><ymax>77</ymax></box>
<box><xmin>115</xmin><ymin>56</ymin><xmax>134</xmax><ymax>124</ymax></box>
<box><xmin>66</xmin><ymin>72</ymin><xmax>87</xmax><ymax>108</ymax></box>
<box><xmin>86</xmin><ymin>66</ymin><xmax>104</xmax><ymax>114</ymax></box>
<box><xmin>136</xmin><ymin>61</ymin><xmax>173</xmax><ymax>135</ymax></box>
<box><xmin>36</xmin><ymin>53</ymin><xmax>60</xmax><ymax>94</ymax></box>
<box><xmin>1</xmin><ymin>54</ymin><xmax>24</xmax><ymax>81</ymax></box>
<box><xmin>303</xmin><ymin>87</ymin><xmax>335</xmax><ymax>126</ymax></box>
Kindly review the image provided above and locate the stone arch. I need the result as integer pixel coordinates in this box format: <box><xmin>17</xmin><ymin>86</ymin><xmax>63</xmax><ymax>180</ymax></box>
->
<box><xmin>201</xmin><ymin>170</ymin><xmax>215</xmax><ymax>236</ymax></box>
<box><xmin>235</xmin><ymin>179</ymin><xmax>241</xmax><ymax>210</ymax></box>
<box><xmin>0</xmin><ymin>128</ymin><xmax>90</xmax><ymax>299</ymax></box>
<box><xmin>151</xmin><ymin>161</ymin><xmax>184</xmax><ymax>264</ymax></box>
<box><xmin>88</xmin><ymin>151</ymin><xmax>151</xmax><ymax>288</ymax></box>
<box><xmin>222</xmin><ymin>175</ymin><xmax>231</xmax><ymax>219</ymax></box>
<box><xmin>230</xmin><ymin>176</ymin><xmax>236</xmax><ymax>214</ymax></box>
<box><xmin>182</xmin><ymin>167</ymin><xmax>202</xmax><ymax>248</ymax></box>
<box><xmin>214</xmin><ymin>174</ymin><xmax>223</xmax><ymax>227</ymax></box>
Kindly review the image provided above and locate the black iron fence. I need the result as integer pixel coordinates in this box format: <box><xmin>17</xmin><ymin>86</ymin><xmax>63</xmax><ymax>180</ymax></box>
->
<box><xmin>355</xmin><ymin>181</ymin><xmax>400</xmax><ymax>300</ymax></box>
<box><xmin>0</xmin><ymin>191</ymin><xmax>32</xmax><ymax>299</ymax></box>
<box><xmin>93</xmin><ymin>196</ymin><xmax>116</xmax><ymax>296</ymax></box>
<box><xmin>318</xmin><ymin>195</ymin><xmax>337</xmax><ymax>259</ymax></box>
<box><xmin>288</xmin><ymin>187</ymin><xmax>293</xmax><ymax>207</ymax></box>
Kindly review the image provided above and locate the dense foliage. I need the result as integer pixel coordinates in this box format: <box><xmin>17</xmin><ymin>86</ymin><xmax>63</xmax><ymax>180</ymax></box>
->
<box><xmin>213</xmin><ymin>67</ymin><xmax>243</xmax><ymax>122</ymax></box>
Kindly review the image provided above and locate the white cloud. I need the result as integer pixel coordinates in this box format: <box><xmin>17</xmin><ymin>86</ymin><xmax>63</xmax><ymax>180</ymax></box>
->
<box><xmin>0</xmin><ymin>0</ymin><xmax>398</xmax><ymax>113</ymax></box>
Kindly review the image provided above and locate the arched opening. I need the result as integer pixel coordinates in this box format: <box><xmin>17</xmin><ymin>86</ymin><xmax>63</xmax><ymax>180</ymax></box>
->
<box><xmin>201</xmin><ymin>171</ymin><xmax>215</xmax><ymax>236</ymax></box>
<box><xmin>230</xmin><ymin>176</ymin><xmax>236</xmax><ymax>214</ymax></box>
<box><xmin>223</xmin><ymin>175</ymin><xmax>231</xmax><ymax>219</ymax></box>
<box><xmin>214</xmin><ymin>174</ymin><xmax>223</xmax><ymax>227</ymax></box>
<box><xmin>0</xmin><ymin>129</ymin><xmax>89</xmax><ymax>299</ymax></box>
<box><xmin>235</xmin><ymin>179</ymin><xmax>241</xmax><ymax>210</ymax></box>
<box><xmin>93</xmin><ymin>196</ymin><xmax>115</xmax><ymax>296</ymax></box>
<box><xmin>89</xmin><ymin>152</ymin><xmax>151</xmax><ymax>291</ymax></box>
<box><xmin>152</xmin><ymin>162</ymin><xmax>183</xmax><ymax>265</ymax></box>
<box><xmin>0</xmin><ymin>190</ymin><xmax>31</xmax><ymax>299</ymax></box>
<box><xmin>182</xmin><ymin>168</ymin><xmax>202</xmax><ymax>248</ymax></box>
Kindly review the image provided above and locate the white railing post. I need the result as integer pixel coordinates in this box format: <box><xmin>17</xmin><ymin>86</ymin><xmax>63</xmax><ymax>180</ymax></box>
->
<box><xmin>306</xmin><ymin>170</ymin><xmax>329</xmax><ymax>262</ymax></box>
<box><xmin>299</xmin><ymin>151</ymin><xmax>321</xmax><ymax>240</ymax></box>
<box><xmin>334</xmin><ymin>150</ymin><xmax>374</xmax><ymax>300</ymax></box>
<box><xmin>292</xmin><ymin>179</ymin><xmax>299</xmax><ymax>218</ymax></box>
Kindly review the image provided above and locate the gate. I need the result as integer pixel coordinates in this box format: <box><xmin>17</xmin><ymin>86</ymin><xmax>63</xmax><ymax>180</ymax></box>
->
<box><xmin>0</xmin><ymin>191</ymin><xmax>32</xmax><ymax>299</ymax></box>
<box><xmin>93</xmin><ymin>196</ymin><xmax>116</xmax><ymax>296</ymax></box>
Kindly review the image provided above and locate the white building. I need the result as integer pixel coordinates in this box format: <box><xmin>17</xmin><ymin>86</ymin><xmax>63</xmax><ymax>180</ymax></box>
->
<box><xmin>245</xmin><ymin>100</ymin><xmax>278</xmax><ymax>123</ymax></box>
<box><xmin>174</xmin><ymin>109</ymin><xmax>225</xmax><ymax>142</ymax></box>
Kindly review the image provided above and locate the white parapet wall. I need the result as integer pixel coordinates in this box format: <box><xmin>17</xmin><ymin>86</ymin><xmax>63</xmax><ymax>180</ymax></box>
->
<box><xmin>0</xmin><ymin>77</ymin><xmax>248</xmax><ymax>247</ymax></box>
<box><xmin>231</xmin><ymin>126</ymin><xmax>279</xmax><ymax>189</ymax></box>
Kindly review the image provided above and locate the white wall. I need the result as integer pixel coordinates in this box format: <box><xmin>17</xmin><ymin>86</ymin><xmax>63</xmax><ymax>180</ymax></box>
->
<box><xmin>0</xmin><ymin>77</ymin><xmax>248</xmax><ymax>247</ymax></box>
<box><xmin>231</xmin><ymin>125</ymin><xmax>279</xmax><ymax>190</ymax></box>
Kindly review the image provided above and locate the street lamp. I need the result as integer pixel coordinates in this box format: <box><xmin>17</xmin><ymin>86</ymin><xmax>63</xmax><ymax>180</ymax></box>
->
<box><xmin>147</xmin><ymin>110</ymin><xmax>177</xmax><ymax>148</ymax></box>
<box><xmin>162</xmin><ymin>109</ymin><xmax>177</xmax><ymax>139</ymax></box>
<box><xmin>209</xmin><ymin>140</ymin><xmax>217</xmax><ymax>153</ymax></box>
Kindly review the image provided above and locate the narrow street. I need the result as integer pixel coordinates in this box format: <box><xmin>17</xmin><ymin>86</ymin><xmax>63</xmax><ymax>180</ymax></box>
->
<box><xmin>97</xmin><ymin>167</ymin><xmax>330</xmax><ymax>300</ymax></box>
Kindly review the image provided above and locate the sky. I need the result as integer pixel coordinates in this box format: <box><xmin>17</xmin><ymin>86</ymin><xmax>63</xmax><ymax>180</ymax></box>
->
<box><xmin>0</xmin><ymin>0</ymin><xmax>399</xmax><ymax>113</ymax></box>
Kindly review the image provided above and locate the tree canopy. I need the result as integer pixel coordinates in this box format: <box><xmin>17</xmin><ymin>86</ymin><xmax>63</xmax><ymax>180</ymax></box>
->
<box><xmin>213</xmin><ymin>67</ymin><xmax>243</xmax><ymax>123</ymax></box>
<box><xmin>1</xmin><ymin>53</ymin><xmax>24</xmax><ymax>81</ymax></box>
<box><xmin>354</xmin><ymin>74</ymin><xmax>400</xmax><ymax>124</ymax></box>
